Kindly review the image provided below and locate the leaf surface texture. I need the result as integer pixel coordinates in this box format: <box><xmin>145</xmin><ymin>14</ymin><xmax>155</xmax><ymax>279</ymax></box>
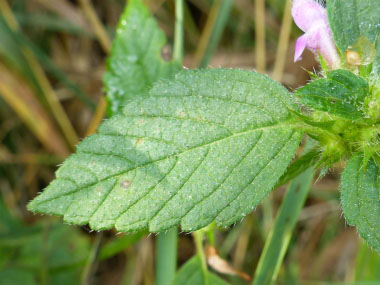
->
<box><xmin>341</xmin><ymin>155</ymin><xmax>380</xmax><ymax>253</ymax></box>
<box><xmin>104</xmin><ymin>0</ymin><xmax>180</xmax><ymax>115</ymax></box>
<box><xmin>29</xmin><ymin>69</ymin><xmax>301</xmax><ymax>233</ymax></box>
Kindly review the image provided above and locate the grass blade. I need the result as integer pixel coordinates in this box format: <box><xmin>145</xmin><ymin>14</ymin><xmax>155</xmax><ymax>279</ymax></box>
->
<box><xmin>34</xmin><ymin>0</ymin><xmax>91</xmax><ymax>33</ymax></box>
<box><xmin>81</xmin><ymin>233</ymin><xmax>103</xmax><ymax>285</ymax></box>
<box><xmin>193</xmin><ymin>231</ymin><xmax>208</xmax><ymax>284</ymax></box>
<box><xmin>253</xmin><ymin>167</ymin><xmax>314</xmax><ymax>284</ymax></box>
<box><xmin>78</xmin><ymin>0</ymin><xmax>111</xmax><ymax>53</ymax></box>
<box><xmin>25</xmin><ymin>38</ymin><xmax>96</xmax><ymax>108</ymax></box>
<box><xmin>254</xmin><ymin>0</ymin><xmax>266</xmax><ymax>73</ymax></box>
<box><xmin>0</xmin><ymin>0</ymin><xmax>79</xmax><ymax>148</ymax></box>
<box><xmin>354</xmin><ymin>240</ymin><xmax>380</xmax><ymax>281</ymax></box>
<box><xmin>24</xmin><ymin>49</ymin><xmax>79</xmax><ymax>147</ymax></box>
<box><xmin>99</xmin><ymin>231</ymin><xmax>147</xmax><ymax>261</ymax></box>
<box><xmin>193</xmin><ymin>0</ymin><xmax>233</xmax><ymax>68</ymax></box>
<box><xmin>272</xmin><ymin>0</ymin><xmax>292</xmax><ymax>82</ymax></box>
<box><xmin>0</xmin><ymin>63</ymin><xmax>69</xmax><ymax>156</ymax></box>
<box><xmin>275</xmin><ymin>148</ymin><xmax>320</xmax><ymax>188</ymax></box>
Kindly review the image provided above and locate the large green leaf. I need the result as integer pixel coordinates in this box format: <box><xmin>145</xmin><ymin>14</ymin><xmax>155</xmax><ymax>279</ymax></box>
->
<box><xmin>28</xmin><ymin>69</ymin><xmax>301</xmax><ymax>233</ymax></box>
<box><xmin>341</xmin><ymin>155</ymin><xmax>380</xmax><ymax>254</ymax></box>
<box><xmin>172</xmin><ymin>256</ymin><xmax>229</xmax><ymax>285</ymax></box>
<box><xmin>295</xmin><ymin>69</ymin><xmax>369</xmax><ymax>120</ymax></box>
<box><xmin>327</xmin><ymin>0</ymin><xmax>380</xmax><ymax>74</ymax></box>
<box><xmin>104</xmin><ymin>0</ymin><xmax>180</xmax><ymax>115</ymax></box>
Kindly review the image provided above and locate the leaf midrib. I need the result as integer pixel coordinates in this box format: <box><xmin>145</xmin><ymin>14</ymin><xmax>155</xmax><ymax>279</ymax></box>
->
<box><xmin>116</xmin><ymin>131</ymin><xmax>295</xmax><ymax>230</ymax></box>
<box><xmin>34</xmin><ymin>121</ymin><xmax>301</xmax><ymax>206</ymax></box>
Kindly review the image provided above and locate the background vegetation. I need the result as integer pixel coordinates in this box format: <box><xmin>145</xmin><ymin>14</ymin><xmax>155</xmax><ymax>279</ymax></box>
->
<box><xmin>1</xmin><ymin>0</ymin><xmax>379</xmax><ymax>284</ymax></box>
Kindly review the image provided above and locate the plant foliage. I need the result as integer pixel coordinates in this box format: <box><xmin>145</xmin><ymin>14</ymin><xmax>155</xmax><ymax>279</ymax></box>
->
<box><xmin>28</xmin><ymin>69</ymin><xmax>301</xmax><ymax>233</ymax></box>
<box><xmin>28</xmin><ymin>0</ymin><xmax>380</xmax><ymax>257</ymax></box>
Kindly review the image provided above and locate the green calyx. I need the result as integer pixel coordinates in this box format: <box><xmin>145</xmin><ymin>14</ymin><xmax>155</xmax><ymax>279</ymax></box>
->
<box><xmin>293</xmin><ymin>68</ymin><xmax>380</xmax><ymax>169</ymax></box>
<box><xmin>299</xmin><ymin>112</ymin><xmax>380</xmax><ymax>169</ymax></box>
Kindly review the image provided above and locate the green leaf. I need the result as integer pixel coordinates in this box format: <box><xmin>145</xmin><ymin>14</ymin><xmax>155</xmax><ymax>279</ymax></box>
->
<box><xmin>196</xmin><ymin>0</ymin><xmax>233</xmax><ymax>68</ymax></box>
<box><xmin>341</xmin><ymin>155</ymin><xmax>380</xmax><ymax>254</ymax></box>
<box><xmin>172</xmin><ymin>256</ymin><xmax>229</xmax><ymax>285</ymax></box>
<box><xmin>327</xmin><ymin>0</ymin><xmax>380</xmax><ymax>74</ymax></box>
<box><xmin>104</xmin><ymin>0</ymin><xmax>180</xmax><ymax>115</ymax></box>
<box><xmin>295</xmin><ymin>69</ymin><xmax>369</xmax><ymax>120</ymax></box>
<box><xmin>28</xmin><ymin>69</ymin><xmax>301</xmax><ymax>233</ymax></box>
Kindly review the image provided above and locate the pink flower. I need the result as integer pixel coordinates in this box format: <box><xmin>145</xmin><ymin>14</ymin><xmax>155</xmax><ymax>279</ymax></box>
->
<box><xmin>292</xmin><ymin>0</ymin><xmax>340</xmax><ymax>69</ymax></box>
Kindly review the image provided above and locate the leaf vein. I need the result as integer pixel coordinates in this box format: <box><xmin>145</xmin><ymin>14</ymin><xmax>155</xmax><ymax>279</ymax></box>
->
<box><xmin>148</xmin><ymin>147</ymin><xmax>211</xmax><ymax>226</ymax></box>
<box><xmin>179</xmin><ymin>132</ymin><xmax>264</xmax><ymax>224</ymax></box>
<box><xmin>88</xmin><ymin>179</ymin><xmax>118</xmax><ymax>221</ymax></box>
<box><xmin>115</xmin><ymin>156</ymin><xmax>179</xmax><ymax>225</ymax></box>
<box><xmin>215</xmin><ymin>131</ymin><xmax>295</xmax><ymax>221</ymax></box>
<box><xmin>35</xmin><ymin>124</ymin><xmax>298</xmax><ymax>206</ymax></box>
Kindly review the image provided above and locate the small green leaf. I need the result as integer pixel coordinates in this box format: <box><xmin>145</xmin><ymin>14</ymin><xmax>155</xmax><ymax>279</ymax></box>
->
<box><xmin>327</xmin><ymin>0</ymin><xmax>380</xmax><ymax>74</ymax></box>
<box><xmin>172</xmin><ymin>256</ymin><xmax>229</xmax><ymax>285</ymax></box>
<box><xmin>28</xmin><ymin>69</ymin><xmax>301</xmax><ymax>233</ymax></box>
<box><xmin>341</xmin><ymin>155</ymin><xmax>380</xmax><ymax>254</ymax></box>
<box><xmin>295</xmin><ymin>69</ymin><xmax>369</xmax><ymax>119</ymax></box>
<box><xmin>104</xmin><ymin>0</ymin><xmax>180</xmax><ymax>115</ymax></box>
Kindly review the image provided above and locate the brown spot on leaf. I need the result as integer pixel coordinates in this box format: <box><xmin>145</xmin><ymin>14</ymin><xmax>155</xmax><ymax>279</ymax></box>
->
<box><xmin>120</xmin><ymin>180</ymin><xmax>131</xmax><ymax>189</ymax></box>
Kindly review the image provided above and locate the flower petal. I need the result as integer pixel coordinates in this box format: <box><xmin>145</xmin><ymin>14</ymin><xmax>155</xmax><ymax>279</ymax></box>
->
<box><xmin>292</xmin><ymin>0</ymin><xmax>340</xmax><ymax>69</ymax></box>
<box><xmin>317</xmin><ymin>29</ymin><xmax>340</xmax><ymax>69</ymax></box>
<box><xmin>292</xmin><ymin>0</ymin><xmax>328</xmax><ymax>32</ymax></box>
<box><xmin>294</xmin><ymin>34</ymin><xmax>309</xmax><ymax>62</ymax></box>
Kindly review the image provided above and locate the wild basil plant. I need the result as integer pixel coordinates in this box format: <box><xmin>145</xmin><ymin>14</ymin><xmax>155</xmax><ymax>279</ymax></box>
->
<box><xmin>28</xmin><ymin>0</ymin><xmax>380</xmax><ymax>264</ymax></box>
